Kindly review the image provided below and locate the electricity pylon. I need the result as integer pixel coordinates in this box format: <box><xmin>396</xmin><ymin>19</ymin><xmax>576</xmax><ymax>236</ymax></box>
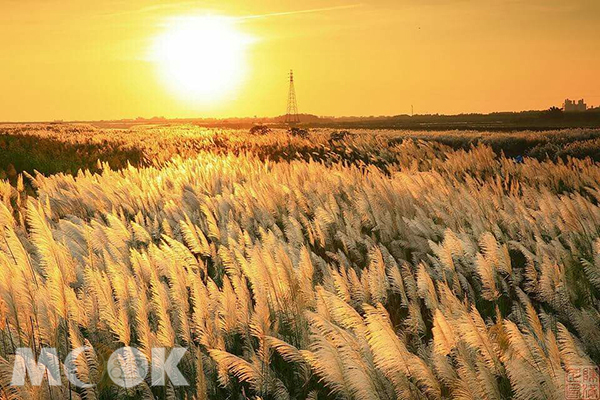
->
<box><xmin>285</xmin><ymin>69</ymin><xmax>300</xmax><ymax>125</ymax></box>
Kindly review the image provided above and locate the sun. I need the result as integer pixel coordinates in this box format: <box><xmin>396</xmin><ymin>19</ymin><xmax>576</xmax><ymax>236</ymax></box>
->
<box><xmin>152</xmin><ymin>16</ymin><xmax>252</xmax><ymax>102</ymax></box>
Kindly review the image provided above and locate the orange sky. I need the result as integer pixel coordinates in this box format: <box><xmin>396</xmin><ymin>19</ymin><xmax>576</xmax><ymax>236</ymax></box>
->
<box><xmin>1</xmin><ymin>0</ymin><xmax>599</xmax><ymax>121</ymax></box>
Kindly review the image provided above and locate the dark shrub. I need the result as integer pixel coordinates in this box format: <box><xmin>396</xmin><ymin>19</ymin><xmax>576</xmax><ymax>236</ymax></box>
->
<box><xmin>288</xmin><ymin>127</ymin><xmax>309</xmax><ymax>138</ymax></box>
<box><xmin>249</xmin><ymin>125</ymin><xmax>271</xmax><ymax>135</ymax></box>
<box><xmin>330</xmin><ymin>130</ymin><xmax>351</xmax><ymax>141</ymax></box>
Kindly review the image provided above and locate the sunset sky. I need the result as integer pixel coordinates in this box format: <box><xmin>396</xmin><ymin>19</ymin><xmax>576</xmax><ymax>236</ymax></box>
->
<box><xmin>1</xmin><ymin>0</ymin><xmax>599</xmax><ymax>121</ymax></box>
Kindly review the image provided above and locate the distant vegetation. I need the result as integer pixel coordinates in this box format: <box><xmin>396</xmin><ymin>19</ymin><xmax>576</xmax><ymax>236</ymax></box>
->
<box><xmin>2</xmin><ymin>125</ymin><xmax>600</xmax><ymax>179</ymax></box>
<box><xmin>0</xmin><ymin>125</ymin><xmax>143</xmax><ymax>179</ymax></box>
<box><xmin>33</xmin><ymin>107</ymin><xmax>600</xmax><ymax>131</ymax></box>
<box><xmin>69</xmin><ymin>108</ymin><xmax>600</xmax><ymax>131</ymax></box>
<box><xmin>312</xmin><ymin>109</ymin><xmax>600</xmax><ymax>131</ymax></box>
<box><xmin>0</xmin><ymin>124</ymin><xmax>599</xmax><ymax>399</ymax></box>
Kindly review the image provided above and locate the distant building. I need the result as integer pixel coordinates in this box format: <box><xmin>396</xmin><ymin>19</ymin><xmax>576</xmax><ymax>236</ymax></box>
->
<box><xmin>563</xmin><ymin>98</ymin><xmax>587</xmax><ymax>112</ymax></box>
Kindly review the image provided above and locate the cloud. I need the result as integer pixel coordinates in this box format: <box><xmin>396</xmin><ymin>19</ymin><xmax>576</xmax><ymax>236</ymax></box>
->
<box><xmin>101</xmin><ymin>2</ymin><xmax>362</xmax><ymax>19</ymax></box>
<box><xmin>235</xmin><ymin>4</ymin><xmax>363</xmax><ymax>20</ymax></box>
<box><xmin>101</xmin><ymin>1</ymin><xmax>199</xmax><ymax>17</ymax></box>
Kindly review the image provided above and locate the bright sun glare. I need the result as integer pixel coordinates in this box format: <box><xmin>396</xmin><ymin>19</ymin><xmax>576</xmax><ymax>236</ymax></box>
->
<box><xmin>152</xmin><ymin>17</ymin><xmax>252</xmax><ymax>102</ymax></box>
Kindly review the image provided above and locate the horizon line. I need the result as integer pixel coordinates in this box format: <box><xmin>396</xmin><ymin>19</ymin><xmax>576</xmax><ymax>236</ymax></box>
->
<box><xmin>2</xmin><ymin>107</ymin><xmax>600</xmax><ymax>124</ymax></box>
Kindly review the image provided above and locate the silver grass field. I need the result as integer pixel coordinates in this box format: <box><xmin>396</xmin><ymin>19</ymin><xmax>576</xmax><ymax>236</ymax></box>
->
<box><xmin>0</xmin><ymin>125</ymin><xmax>598</xmax><ymax>399</ymax></box>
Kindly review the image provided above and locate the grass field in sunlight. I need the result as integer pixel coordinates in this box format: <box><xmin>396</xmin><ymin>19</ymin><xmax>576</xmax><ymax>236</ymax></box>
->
<box><xmin>0</xmin><ymin>125</ymin><xmax>598</xmax><ymax>399</ymax></box>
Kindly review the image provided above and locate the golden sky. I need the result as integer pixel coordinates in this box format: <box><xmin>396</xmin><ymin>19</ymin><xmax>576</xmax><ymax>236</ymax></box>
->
<box><xmin>1</xmin><ymin>0</ymin><xmax>599</xmax><ymax>121</ymax></box>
